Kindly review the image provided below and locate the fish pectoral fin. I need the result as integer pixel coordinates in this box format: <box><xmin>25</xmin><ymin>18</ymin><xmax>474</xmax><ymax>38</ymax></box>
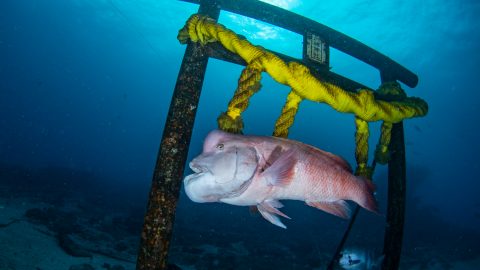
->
<box><xmin>306</xmin><ymin>200</ymin><xmax>351</xmax><ymax>219</ymax></box>
<box><xmin>261</xmin><ymin>148</ymin><xmax>296</xmax><ymax>187</ymax></box>
<box><xmin>257</xmin><ymin>201</ymin><xmax>291</xmax><ymax>229</ymax></box>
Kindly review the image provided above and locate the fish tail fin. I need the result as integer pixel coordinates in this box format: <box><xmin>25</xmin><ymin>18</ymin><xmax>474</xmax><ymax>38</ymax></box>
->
<box><xmin>356</xmin><ymin>176</ymin><xmax>379</xmax><ymax>214</ymax></box>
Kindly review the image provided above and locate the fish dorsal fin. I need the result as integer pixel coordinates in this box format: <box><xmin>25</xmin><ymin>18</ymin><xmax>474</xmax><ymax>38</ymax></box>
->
<box><xmin>302</xmin><ymin>143</ymin><xmax>352</xmax><ymax>172</ymax></box>
<box><xmin>256</xmin><ymin>200</ymin><xmax>291</xmax><ymax>229</ymax></box>
<box><xmin>325</xmin><ymin>152</ymin><xmax>352</xmax><ymax>172</ymax></box>
<box><xmin>261</xmin><ymin>147</ymin><xmax>296</xmax><ymax>187</ymax></box>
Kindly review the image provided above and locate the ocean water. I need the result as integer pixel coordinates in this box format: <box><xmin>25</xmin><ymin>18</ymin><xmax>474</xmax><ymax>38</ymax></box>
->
<box><xmin>1</xmin><ymin>0</ymin><xmax>479</xmax><ymax>269</ymax></box>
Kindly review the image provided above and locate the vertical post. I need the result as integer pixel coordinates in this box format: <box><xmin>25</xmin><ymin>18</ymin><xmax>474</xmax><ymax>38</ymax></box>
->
<box><xmin>136</xmin><ymin>2</ymin><xmax>220</xmax><ymax>269</ymax></box>
<box><xmin>381</xmin><ymin>75</ymin><xmax>407</xmax><ymax>270</ymax></box>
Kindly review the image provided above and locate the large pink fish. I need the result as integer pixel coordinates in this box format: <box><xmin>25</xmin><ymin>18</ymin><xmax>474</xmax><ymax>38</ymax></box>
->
<box><xmin>184</xmin><ymin>130</ymin><xmax>377</xmax><ymax>228</ymax></box>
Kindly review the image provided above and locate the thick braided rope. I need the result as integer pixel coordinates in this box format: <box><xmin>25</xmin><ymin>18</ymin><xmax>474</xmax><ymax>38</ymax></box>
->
<box><xmin>273</xmin><ymin>92</ymin><xmax>302</xmax><ymax>138</ymax></box>
<box><xmin>217</xmin><ymin>63</ymin><xmax>263</xmax><ymax>133</ymax></box>
<box><xmin>178</xmin><ymin>14</ymin><xmax>428</xmax><ymax>124</ymax></box>
<box><xmin>375</xmin><ymin>122</ymin><xmax>393</xmax><ymax>164</ymax></box>
<box><xmin>355</xmin><ymin>117</ymin><xmax>372</xmax><ymax>178</ymax></box>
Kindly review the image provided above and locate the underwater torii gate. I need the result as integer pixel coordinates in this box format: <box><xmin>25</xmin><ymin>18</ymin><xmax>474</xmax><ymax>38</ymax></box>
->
<box><xmin>137</xmin><ymin>1</ymin><xmax>426</xmax><ymax>269</ymax></box>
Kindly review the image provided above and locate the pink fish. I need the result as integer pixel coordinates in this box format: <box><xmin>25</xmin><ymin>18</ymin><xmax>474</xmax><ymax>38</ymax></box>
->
<box><xmin>184</xmin><ymin>130</ymin><xmax>377</xmax><ymax>228</ymax></box>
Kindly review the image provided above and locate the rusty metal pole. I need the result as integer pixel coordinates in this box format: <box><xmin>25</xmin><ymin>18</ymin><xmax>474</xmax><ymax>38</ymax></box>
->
<box><xmin>381</xmin><ymin>75</ymin><xmax>407</xmax><ymax>269</ymax></box>
<box><xmin>136</xmin><ymin>2</ymin><xmax>219</xmax><ymax>269</ymax></box>
<box><xmin>382</xmin><ymin>121</ymin><xmax>406</xmax><ymax>269</ymax></box>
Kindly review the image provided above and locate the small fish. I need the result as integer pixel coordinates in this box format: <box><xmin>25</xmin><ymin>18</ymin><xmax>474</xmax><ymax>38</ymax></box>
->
<box><xmin>183</xmin><ymin>130</ymin><xmax>377</xmax><ymax>228</ymax></box>
<box><xmin>339</xmin><ymin>248</ymin><xmax>384</xmax><ymax>270</ymax></box>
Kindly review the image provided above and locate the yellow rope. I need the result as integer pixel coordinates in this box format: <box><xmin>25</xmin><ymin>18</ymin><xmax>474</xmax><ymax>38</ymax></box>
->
<box><xmin>273</xmin><ymin>92</ymin><xmax>303</xmax><ymax>138</ymax></box>
<box><xmin>375</xmin><ymin>122</ymin><xmax>393</xmax><ymax>164</ymax></box>
<box><xmin>354</xmin><ymin>117</ymin><xmax>372</xmax><ymax>178</ymax></box>
<box><xmin>217</xmin><ymin>63</ymin><xmax>263</xmax><ymax>133</ymax></box>
<box><xmin>178</xmin><ymin>14</ymin><xmax>428</xmax><ymax>125</ymax></box>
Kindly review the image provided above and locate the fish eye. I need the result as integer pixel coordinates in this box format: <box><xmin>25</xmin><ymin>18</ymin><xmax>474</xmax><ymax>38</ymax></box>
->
<box><xmin>216</xmin><ymin>143</ymin><xmax>224</xmax><ymax>150</ymax></box>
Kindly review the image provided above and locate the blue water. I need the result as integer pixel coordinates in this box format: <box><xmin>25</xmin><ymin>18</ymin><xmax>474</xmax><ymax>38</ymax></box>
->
<box><xmin>1</xmin><ymin>0</ymin><xmax>479</xmax><ymax>269</ymax></box>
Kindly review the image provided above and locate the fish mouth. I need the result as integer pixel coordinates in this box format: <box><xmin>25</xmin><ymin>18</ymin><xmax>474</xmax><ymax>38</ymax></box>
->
<box><xmin>184</xmin><ymin>161</ymin><xmax>208</xmax><ymax>185</ymax></box>
<box><xmin>189</xmin><ymin>161</ymin><xmax>208</xmax><ymax>174</ymax></box>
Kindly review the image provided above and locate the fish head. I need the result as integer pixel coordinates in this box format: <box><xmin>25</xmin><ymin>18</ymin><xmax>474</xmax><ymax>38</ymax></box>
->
<box><xmin>184</xmin><ymin>130</ymin><xmax>258</xmax><ymax>203</ymax></box>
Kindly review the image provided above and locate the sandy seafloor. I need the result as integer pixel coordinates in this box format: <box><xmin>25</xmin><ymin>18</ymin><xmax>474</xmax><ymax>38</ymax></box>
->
<box><xmin>0</xmin><ymin>165</ymin><xmax>479</xmax><ymax>270</ymax></box>
<box><xmin>0</xmin><ymin>199</ymin><xmax>136</xmax><ymax>270</ymax></box>
<box><xmin>1</xmin><ymin>203</ymin><xmax>480</xmax><ymax>270</ymax></box>
<box><xmin>2</xmin><ymin>200</ymin><xmax>480</xmax><ymax>270</ymax></box>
